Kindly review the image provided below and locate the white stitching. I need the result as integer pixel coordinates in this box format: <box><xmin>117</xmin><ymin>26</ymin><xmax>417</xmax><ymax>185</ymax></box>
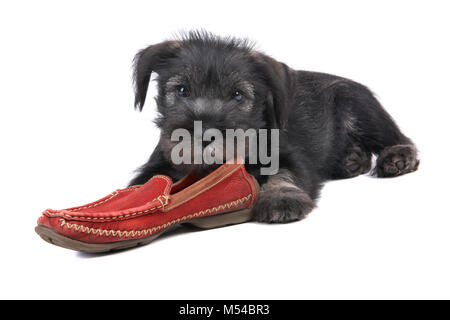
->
<box><xmin>58</xmin><ymin>194</ymin><xmax>252</xmax><ymax>239</ymax></box>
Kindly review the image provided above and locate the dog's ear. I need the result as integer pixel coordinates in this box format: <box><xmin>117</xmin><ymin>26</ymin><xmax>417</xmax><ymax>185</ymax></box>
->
<box><xmin>252</xmin><ymin>52</ymin><xmax>293</xmax><ymax>130</ymax></box>
<box><xmin>133</xmin><ymin>41</ymin><xmax>181</xmax><ymax>110</ymax></box>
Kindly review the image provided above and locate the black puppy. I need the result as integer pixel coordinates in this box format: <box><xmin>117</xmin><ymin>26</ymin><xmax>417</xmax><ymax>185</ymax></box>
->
<box><xmin>129</xmin><ymin>31</ymin><xmax>419</xmax><ymax>223</ymax></box>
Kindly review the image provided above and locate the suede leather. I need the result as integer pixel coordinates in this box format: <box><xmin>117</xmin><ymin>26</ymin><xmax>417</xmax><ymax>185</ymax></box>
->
<box><xmin>37</xmin><ymin>163</ymin><xmax>257</xmax><ymax>244</ymax></box>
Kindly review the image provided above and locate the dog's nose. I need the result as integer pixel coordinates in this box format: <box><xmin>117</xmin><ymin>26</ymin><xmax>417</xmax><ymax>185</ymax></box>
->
<box><xmin>190</xmin><ymin>115</ymin><xmax>225</xmax><ymax>134</ymax></box>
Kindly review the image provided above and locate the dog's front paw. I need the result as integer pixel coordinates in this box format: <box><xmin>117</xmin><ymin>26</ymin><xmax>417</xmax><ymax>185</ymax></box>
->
<box><xmin>252</xmin><ymin>188</ymin><xmax>315</xmax><ymax>223</ymax></box>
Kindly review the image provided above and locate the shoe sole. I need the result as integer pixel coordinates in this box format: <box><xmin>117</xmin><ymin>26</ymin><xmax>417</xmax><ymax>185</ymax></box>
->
<box><xmin>35</xmin><ymin>207</ymin><xmax>254</xmax><ymax>253</ymax></box>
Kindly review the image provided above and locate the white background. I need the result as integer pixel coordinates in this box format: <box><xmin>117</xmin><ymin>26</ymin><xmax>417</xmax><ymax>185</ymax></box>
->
<box><xmin>1</xmin><ymin>0</ymin><xmax>449</xmax><ymax>299</ymax></box>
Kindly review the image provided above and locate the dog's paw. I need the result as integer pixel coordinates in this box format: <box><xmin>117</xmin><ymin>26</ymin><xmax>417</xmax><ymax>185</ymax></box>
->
<box><xmin>342</xmin><ymin>145</ymin><xmax>372</xmax><ymax>178</ymax></box>
<box><xmin>252</xmin><ymin>187</ymin><xmax>315</xmax><ymax>223</ymax></box>
<box><xmin>375</xmin><ymin>144</ymin><xmax>419</xmax><ymax>177</ymax></box>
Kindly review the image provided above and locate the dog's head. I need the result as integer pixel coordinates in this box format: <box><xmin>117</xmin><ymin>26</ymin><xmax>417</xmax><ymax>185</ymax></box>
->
<box><xmin>133</xmin><ymin>31</ymin><xmax>292</xmax><ymax>173</ymax></box>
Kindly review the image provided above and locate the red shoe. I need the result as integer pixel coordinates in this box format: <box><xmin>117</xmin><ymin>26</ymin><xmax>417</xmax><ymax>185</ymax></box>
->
<box><xmin>35</xmin><ymin>162</ymin><xmax>259</xmax><ymax>253</ymax></box>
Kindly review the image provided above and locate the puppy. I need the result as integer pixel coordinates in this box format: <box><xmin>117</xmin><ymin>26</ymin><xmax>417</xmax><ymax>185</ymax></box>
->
<box><xmin>129</xmin><ymin>31</ymin><xmax>419</xmax><ymax>223</ymax></box>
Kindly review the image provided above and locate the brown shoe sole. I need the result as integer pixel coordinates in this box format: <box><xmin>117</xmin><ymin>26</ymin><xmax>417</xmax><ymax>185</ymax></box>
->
<box><xmin>35</xmin><ymin>207</ymin><xmax>254</xmax><ymax>253</ymax></box>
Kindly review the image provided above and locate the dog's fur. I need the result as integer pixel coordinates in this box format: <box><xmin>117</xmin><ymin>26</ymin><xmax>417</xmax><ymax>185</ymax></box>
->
<box><xmin>129</xmin><ymin>31</ymin><xmax>419</xmax><ymax>223</ymax></box>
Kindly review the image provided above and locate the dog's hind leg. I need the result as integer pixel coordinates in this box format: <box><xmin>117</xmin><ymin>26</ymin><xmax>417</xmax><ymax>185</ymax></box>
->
<box><xmin>330</xmin><ymin>143</ymin><xmax>373</xmax><ymax>179</ymax></box>
<box><xmin>333</xmin><ymin>80</ymin><xmax>419</xmax><ymax>178</ymax></box>
<box><xmin>374</xmin><ymin>144</ymin><xmax>420</xmax><ymax>177</ymax></box>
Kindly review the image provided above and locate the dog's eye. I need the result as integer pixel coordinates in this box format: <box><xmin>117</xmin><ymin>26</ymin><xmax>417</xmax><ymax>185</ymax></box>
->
<box><xmin>176</xmin><ymin>86</ymin><xmax>190</xmax><ymax>98</ymax></box>
<box><xmin>233</xmin><ymin>90</ymin><xmax>244</xmax><ymax>102</ymax></box>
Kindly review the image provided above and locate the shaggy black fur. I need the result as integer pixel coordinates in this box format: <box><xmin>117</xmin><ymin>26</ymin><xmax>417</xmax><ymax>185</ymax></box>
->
<box><xmin>129</xmin><ymin>31</ymin><xmax>419</xmax><ymax>223</ymax></box>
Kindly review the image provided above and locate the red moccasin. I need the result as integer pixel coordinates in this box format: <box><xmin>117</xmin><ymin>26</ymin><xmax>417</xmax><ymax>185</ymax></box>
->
<box><xmin>35</xmin><ymin>162</ymin><xmax>259</xmax><ymax>253</ymax></box>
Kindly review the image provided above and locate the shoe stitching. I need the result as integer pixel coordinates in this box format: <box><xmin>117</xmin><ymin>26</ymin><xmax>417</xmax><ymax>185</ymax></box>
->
<box><xmin>57</xmin><ymin>194</ymin><xmax>252</xmax><ymax>239</ymax></box>
<box><xmin>44</xmin><ymin>176</ymin><xmax>171</xmax><ymax>220</ymax></box>
<box><xmin>44</xmin><ymin>194</ymin><xmax>169</xmax><ymax>221</ymax></box>
<box><xmin>58</xmin><ymin>175</ymin><xmax>168</xmax><ymax>213</ymax></box>
<box><xmin>64</xmin><ymin>185</ymin><xmax>141</xmax><ymax>213</ymax></box>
